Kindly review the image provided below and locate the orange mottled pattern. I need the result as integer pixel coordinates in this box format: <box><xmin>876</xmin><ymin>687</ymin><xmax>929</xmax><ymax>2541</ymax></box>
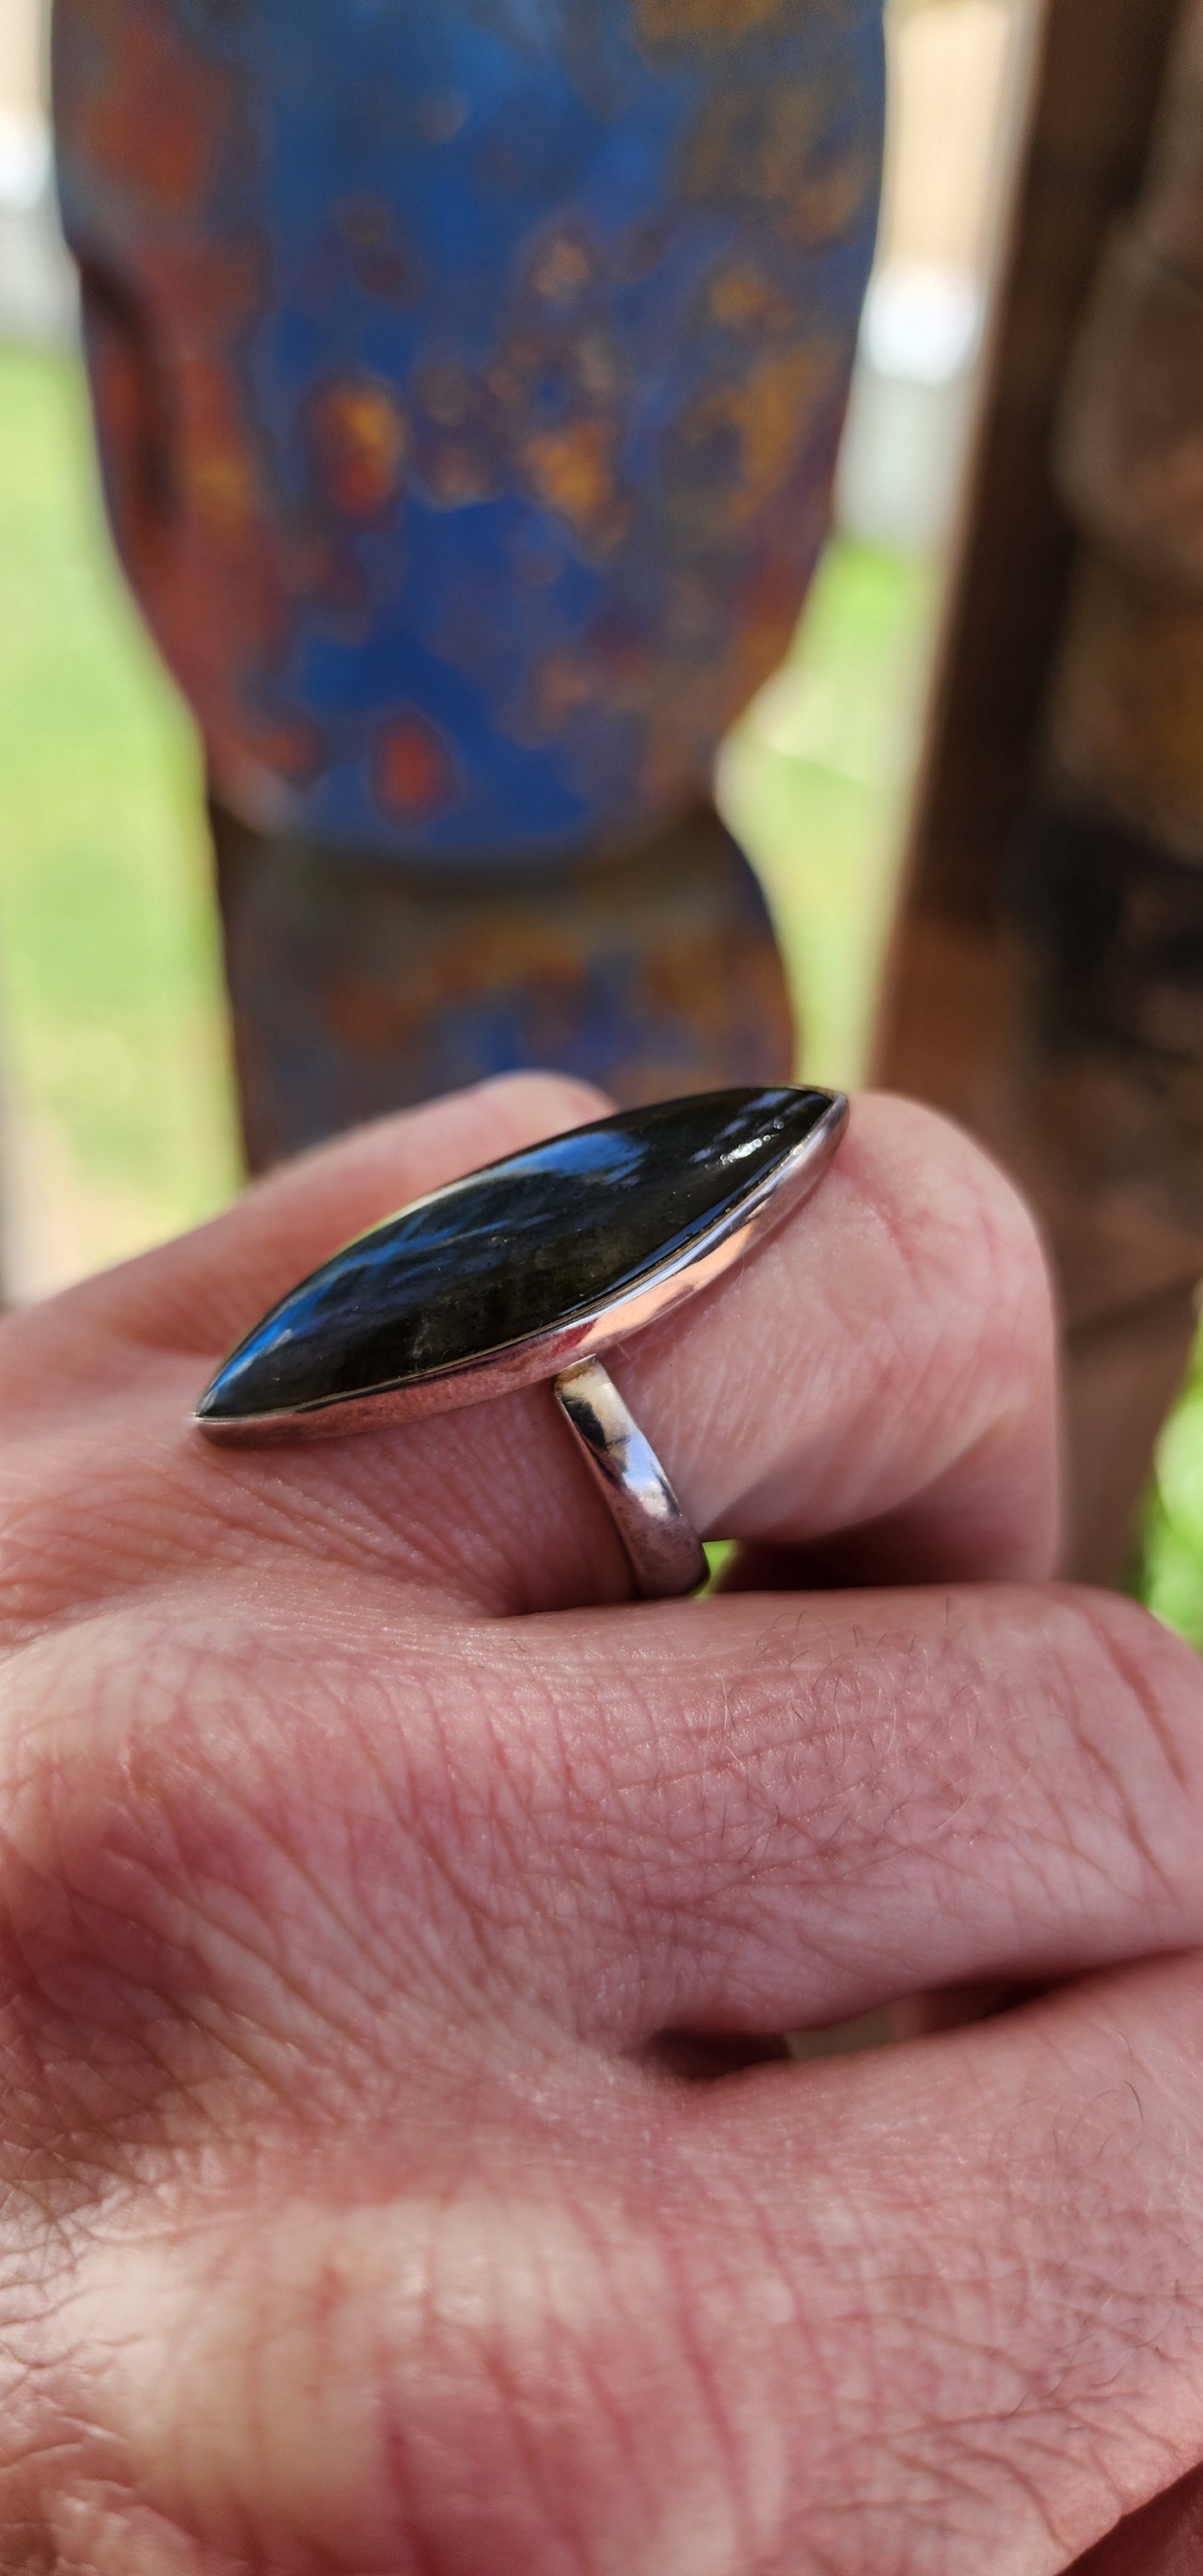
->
<box><xmin>308</xmin><ymin>380</ymin><xmax>410</xmax><ymax>520</ymax></box>
<box><xmin>632</xmin><ymin>0</ymin><xmax>793</xmax><ymax>47</ymax></box>
<box><xmin>55</xmin><ymin>0</ymin><xmax>883</xmax><ymax>855</ymax></box>
<box><xmin>373</xmin><ymin>715</ymin><xmax>458</xmax><ymax>822</ymax></box>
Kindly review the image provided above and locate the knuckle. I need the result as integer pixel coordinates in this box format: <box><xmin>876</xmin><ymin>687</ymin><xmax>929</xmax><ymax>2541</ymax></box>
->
<box><xmin>0</xmin><ymin>1619</ymin><xmax>256</xmax><ymax>2171</ymax></box>
<box><xmin>48</xmin><ymin>2188</ymin><xmax>765</xmax><ymax>2576</ymax></box>
<box><xmin>0</xmin><ymin>1610</ymin><xmax>569</xmax><ymax>2177</ymax></box>
<box><xmin>0</xmin><ymin>1614</ymin><xmax>392</xmax><ymax>2172</ymax></box>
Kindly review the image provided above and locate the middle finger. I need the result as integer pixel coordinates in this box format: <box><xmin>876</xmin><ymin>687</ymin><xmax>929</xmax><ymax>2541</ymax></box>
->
<box><xmin>473</xmin><ymin>1578</ymin><xmax>1203</xmax><ymax>2046</ymax></box>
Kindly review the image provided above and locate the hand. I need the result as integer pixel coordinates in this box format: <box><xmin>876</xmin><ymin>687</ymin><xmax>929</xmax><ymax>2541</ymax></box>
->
<box><xmin>2</xmin><ymin>1072</ymin><xmax>1201</xmax><ymax>2575</ymax></box>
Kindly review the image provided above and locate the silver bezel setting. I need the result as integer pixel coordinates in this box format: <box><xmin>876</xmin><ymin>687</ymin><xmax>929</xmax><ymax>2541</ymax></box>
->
<box><xmin>196</xmin><ymin>1090</ymin><xmax>848</xmax><ymax>1445</ymax></box>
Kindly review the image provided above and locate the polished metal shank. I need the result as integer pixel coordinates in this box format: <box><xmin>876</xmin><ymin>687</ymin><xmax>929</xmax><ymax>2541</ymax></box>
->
<box><xmin>553</xmin><ymin>1358</ymin><xmax>708</xmax><ymax>1599</ymax></box>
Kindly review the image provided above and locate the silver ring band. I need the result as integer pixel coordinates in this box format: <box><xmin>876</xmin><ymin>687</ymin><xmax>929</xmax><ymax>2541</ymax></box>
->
<box><xmin>553</xmin><ymin>1358</ymin><xmax>708</xmax><ymax>1599</ymax></box>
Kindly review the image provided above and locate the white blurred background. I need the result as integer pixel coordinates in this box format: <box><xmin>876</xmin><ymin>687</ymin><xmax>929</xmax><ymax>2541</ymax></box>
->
<box><xmin>0</xmin><ymin>0</ymin><xmax>72</xmax><ymax>344</ymax></box>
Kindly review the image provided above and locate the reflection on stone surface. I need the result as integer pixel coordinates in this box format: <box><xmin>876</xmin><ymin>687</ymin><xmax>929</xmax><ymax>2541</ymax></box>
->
<box><xmin>197</xmin><ymin>1086</ymin><xmax>834</xmax><ymax>1422</ymax></box>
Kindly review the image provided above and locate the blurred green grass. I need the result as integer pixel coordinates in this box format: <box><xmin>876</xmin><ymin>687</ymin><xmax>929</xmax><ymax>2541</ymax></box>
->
<box><xmin>1</xmin><ymin>334</ymin><xmax>1200</xmax><ymax>1637</ymax></box>
<box><xmin>1145</xmin><ymin>1380</ymin><xmax>1203</xmax><ymax>1649</ymax></box>
<box><xmin>0</xmin><ymin>339</ymin><xmax>237</xmax><ymax>1279</ymax></box>
<box><xmin>721</xmin><ymin>539</ymin><xmax>939</xmax><ymax>1090</ymax></box>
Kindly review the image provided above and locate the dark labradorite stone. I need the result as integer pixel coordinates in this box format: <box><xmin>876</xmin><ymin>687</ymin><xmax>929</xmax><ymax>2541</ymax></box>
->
<box><xmin>197</xmin><ymin>1087</ymin><xmax>834</xmax><ymax>1425</ymax></box>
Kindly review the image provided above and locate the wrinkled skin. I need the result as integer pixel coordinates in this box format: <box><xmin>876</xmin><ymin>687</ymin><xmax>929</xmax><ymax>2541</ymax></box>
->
<box><xmin>2</xmin><ymin>1070</ymin><xmax>1203</xmax><ymax>2574</ymax></box>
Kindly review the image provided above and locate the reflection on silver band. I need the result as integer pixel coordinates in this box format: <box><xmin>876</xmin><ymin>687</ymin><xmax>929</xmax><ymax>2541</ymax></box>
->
<box><xmin>554</xmin><ymin>1357</ymin><xmax>708</xmax><ymax>1600</ymax></box>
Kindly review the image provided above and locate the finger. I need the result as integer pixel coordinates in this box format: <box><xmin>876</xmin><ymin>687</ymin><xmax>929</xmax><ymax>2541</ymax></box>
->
<box><xmin>14</xmin><ymin>1569</ymin><xmax>1201</xmax><ymax>2067</ymax></box>
<box><xmin>0</xmin><ymin>1090</ymin><xmax>1061</xmax><ymax>1639</ymax></box>
<box><xmin>617</xmin><ymin>1090</ymin><xmax>1059</xmax><ymax>1587</ymax></box>
<box><xmin>443</xmin><ymin>1578</ymin><xmax>1203</xmax><ymax>2045</ymax></box>
<box><xmin>666</xmin><ymin>1957</ymin><xmax>1203</xmax><ymax>2569</ymax></box>
<box><xmin>44</xmin><ymin>1957</ymin><xmax>1203</xmax><ymax>2574</ymax></box>
<box><xmin>441</xmin><ymin>1087</ymin><xmax>1059</xmax><ymax>1589</ymax></box>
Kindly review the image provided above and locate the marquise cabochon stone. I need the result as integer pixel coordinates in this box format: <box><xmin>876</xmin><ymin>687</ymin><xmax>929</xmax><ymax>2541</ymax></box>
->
<box><xmin>196</xmin><ymin>1086</ymin><xmax>843</xmax><ymax>1434</ymax></box>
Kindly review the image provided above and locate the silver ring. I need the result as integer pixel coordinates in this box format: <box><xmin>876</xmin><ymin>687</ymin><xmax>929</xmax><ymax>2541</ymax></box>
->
<box><xmin>194</xmin><ymin>1086</ymin><xmax>849</xmax><ymax>1599</ymax></box>
<box><xmin>552</xmin><ymin>1357</ymin><xmax>708</xmax><ymax>1599</ymax></box>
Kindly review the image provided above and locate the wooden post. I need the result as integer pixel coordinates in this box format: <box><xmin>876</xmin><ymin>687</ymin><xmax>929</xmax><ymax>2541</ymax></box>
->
<box><xmin>876</xmin><ymin>0</ymin><xmax>1203</xmax><ymax>1585</ymax></box>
